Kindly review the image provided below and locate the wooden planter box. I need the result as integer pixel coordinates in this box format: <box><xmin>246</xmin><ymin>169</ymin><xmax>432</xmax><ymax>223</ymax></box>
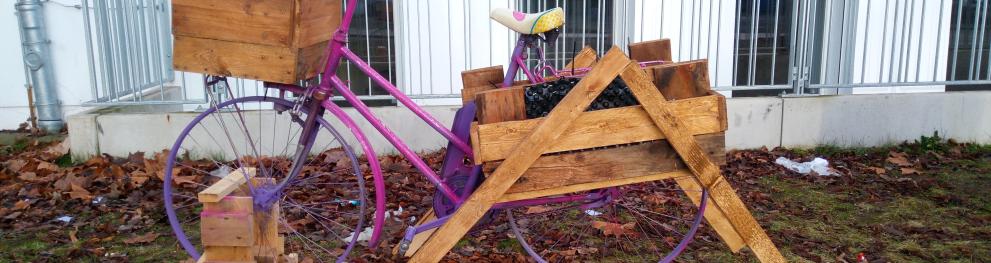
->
<box><xmin>462</xmin><ymin>47</ymin><xmax>728</xmax><ymax>199</ymax></box>
<box><xmin>172</xmin><ymin>0</ymin><xmax>341</xmax><ymax>84</ymax></box>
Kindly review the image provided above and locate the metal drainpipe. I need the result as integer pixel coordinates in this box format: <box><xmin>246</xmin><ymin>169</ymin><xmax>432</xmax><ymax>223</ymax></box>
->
<box><xmin>15</xmin><ymin>0</ymin><xmax>63</xmax><ymax>133</ymax></box>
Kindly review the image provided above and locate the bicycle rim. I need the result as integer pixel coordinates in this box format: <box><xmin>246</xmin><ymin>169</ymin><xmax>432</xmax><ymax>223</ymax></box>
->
<box><xmin>506</xmin><ymin>178</ymin><xmax>708</xmax><ymax>262</ymax></box>
<box><xmin>163</xmin><ymin>96</ymin><xmax>368</xmax><ymax>262</ymax></box>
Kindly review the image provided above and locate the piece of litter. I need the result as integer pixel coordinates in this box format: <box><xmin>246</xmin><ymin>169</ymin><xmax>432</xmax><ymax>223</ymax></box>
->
<box><xmin>775</xmin><ymin>157</ymin><xmax>837</xmax><ymax>176</ymax></box>
<box><xmin>209</xmin><ymin>166</ymin><xmax>232</xmax><ymax>178</ymax></box>
<box><xmin>584</xmin><ymin>210</ymin><xmax>602</xmax><ymax>216</ymax></box>
<box><xmin>342</xmin><ymin>226</ymin><xmax>375</xmax><ymax>242</ymax></box>
<box><xmin>91</xmin><ymin>196</ymin><xmax>105</xmax><ymax>205</ymax></box>
<box><xmin>55</xmin><ymin>216</ymin><xmax>73</xmax><ymax>223</ymax></box>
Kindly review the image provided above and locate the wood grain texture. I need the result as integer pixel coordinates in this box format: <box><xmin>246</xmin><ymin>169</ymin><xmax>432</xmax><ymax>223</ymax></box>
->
<box><xmin>410</xmin><ymin>47</ymin><xmax>632</xmax><ymax>263</ymax></box>
<box><xmin>650</xmin><ymin>60</ymin><xmax>712</xmax><ymax>100</ymax></box>
<box><xmin>498</xmin><ymin>169</ymin><xmax>693</xmax><ymax>202</ymax></box>
<box><xmin>294</xmin><ymin>41</ymin><xmax>330</xmax><ymax>81</ymax></box>
<box><xmin>628</xmin><ymin>39</ymin><xmax>673</xmax><ymax>62</ymax></box>
<box><xmin>172</xmin><ymin>0</ymin><xmax>294</xmax><ymax>47</ymax></box>
<box><xmin>198</xmin><ymin>168</ymin><xmax>256</xmax><ymax>203</ymax></box>
<box><xmin>292</xmin><ymin>0</ymin><xmax>342</xmax><ymax>47</ymax></box>
<box><xmin>673</xmin><ymin>175</ymin><xmax>746</xmax><ymax>252</ymax></box>
<box><xmin>619</xmin><ymin>63</ymin><xmax>785</xmax><ymax>263</ymax></box>
<box><xmin>199</xmin><ymin>246</ymin><xmax>254</xmax><ymax>263</ymax></box>
<box><xmin>483</xmin><ymin>133</ymin><xmax>725</xmax><ymax>194</ymax></box>
<box><xmin>475</xmin><ymin>86</ymin><xmax>527</xmax><ymax>124</ymax></box>
<box><xmin>473</xmin><ymin>95</ymin><xmax>725</xmax><ymax>164</ymax></box>
<box><xmin>201</xmin><ymin>196</ymin><xmax>255</xmax><ymax>247</ymax></box>
<box><xmin>174</xmin><ymin>36</ymin><xmax>301</xmax><ymax>84</ymax></box>
<box><xmin>460</xmin><ymin>66</ymin><xmax>504</xmax><ymax>103</ymax></box>
<box><xmin>564</xmin><ymin>46</ymin><xmax>598</xmax><ymax>69</ymax></box>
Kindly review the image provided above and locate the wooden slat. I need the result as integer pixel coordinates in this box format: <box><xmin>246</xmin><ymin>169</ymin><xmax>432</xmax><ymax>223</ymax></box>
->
<box><xmin>472</xmin><ymin>95</ymin><xmax>725</xmax><ymax>164</ymax></box>
<box><xmin>460</xmin><ymin>66</ymin><xmax>504</xmax><ymax>103</ymax></box>
<box><xmin>650</xmin><ymin>60</ymin><xmax>712</xmax><ymax>100</ymax></box>
<box><xmin>294</xmin><ymin>40</ymin><xmax>330</xmax><ymax>81</ymax></box>
<box><xmin>483</xmin><ymin>133</ymin><xmax>725</xmax><ymax>194</ymax></box>
<box><xmin>252</xmin><ymin>178</ymin><xmax>283</xmax><ymax>260</ymax></box>
<box><xmin>499</xmin><ymin>170</ymin><xmax>692</xmax><ymax>202</ymax></box>
<box><xmin>201</xmin><ymin>196</ymin><xmax>255</xmax><ymax>247</ymax></box>
<box><xmin>199</xmin><ymin>246</ymin><xmax>254</xmax><ymax>263</ymax></box>
<box><xmin>174</xmin><ymin>36</ymin><xmax>298</xmax><ymax>84</ymax></box>
<box><xmin>673</xmin><ymin>175</ymin><xmax>746</xmax><ymax>252</ymax></box>
<box><xmin>628</xmin><ymin>39</ymin><xmax>673</xmax><ymax>62</ymax></box>
<box><xmin>475</xmin><ymin>86</ymin><xmax>527</xmax><ymax>124</ymax></box>
<box><xmin>292</xmin><ymin>0</ymin><xmax>342</xmax><ymax>47</ymax></box>
<box><xmin>410</xmin><ymin>47</ymin><xmax>633</xmax><ymax>263</ymax></box>
<box><xmin>393</xmin><ymin>208</ymin><xmax>438</xmax><ymax>257</ymax></box>
<box><xmin>198</xmin><ymin>168</ymin><xmax>256</xmax><ymax>203</ymax></box>
<box><xmin>619</xmin><ymin>62</ymin><xmax>785</xmax><ymax>263</ymax></box>
<box><xmin>172</xmin><ymin>0</ymin><xmax>294</xmax><ymax>47</ymax></box>
<box><xmin>564</xmin><ymin>46</ymin><xmax>598</xmax><ymax>69</ymax></box>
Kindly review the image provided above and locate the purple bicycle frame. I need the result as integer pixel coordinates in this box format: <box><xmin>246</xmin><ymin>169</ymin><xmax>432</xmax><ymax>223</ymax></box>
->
<box><xmin>276</xmin><ymin>0</ymin><xmax>605</xmax><ymax>247</ymax></box>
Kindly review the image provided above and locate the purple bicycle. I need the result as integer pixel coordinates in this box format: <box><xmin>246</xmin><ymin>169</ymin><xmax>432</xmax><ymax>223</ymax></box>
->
<box><xmin>163</xmin><ymin>1</ymin><xmax>707</xmax><ymax>262</ymax></box>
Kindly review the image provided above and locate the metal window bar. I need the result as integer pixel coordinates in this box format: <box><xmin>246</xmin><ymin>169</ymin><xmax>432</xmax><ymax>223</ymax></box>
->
<box><xmin>78</xmin><ymin>0</ymin><xmax>991</xmax><ymax>107</ymax></box>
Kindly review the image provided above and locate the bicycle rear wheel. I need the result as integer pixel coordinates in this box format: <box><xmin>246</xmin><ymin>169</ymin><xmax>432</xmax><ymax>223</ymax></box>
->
<box><xmin>163</xmin><ymin>95</ymin><xmax>369</xmax><ymax>262</ymax></box>
<box><xmin>506</xmin><ymin>178</ymin><xmax>708</xmax><ymax>262</ymax></box>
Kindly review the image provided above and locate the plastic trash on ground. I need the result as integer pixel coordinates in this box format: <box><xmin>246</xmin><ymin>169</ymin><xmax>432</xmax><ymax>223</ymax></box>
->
<box><xmin>775</xmin><ymin>157</ymin><xmax>837</xmax><ymax>176</ymax></box>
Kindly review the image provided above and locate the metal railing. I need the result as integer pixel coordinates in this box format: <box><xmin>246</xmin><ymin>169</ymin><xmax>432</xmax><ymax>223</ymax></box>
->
<box><xmin>81</xmin><ymin>0</ymin><xmax>178</xmax><ymax>105</ymax></box>
<box><xmin>77</xmin><ymin>0</ymin><xmax>991</xmax><ymax>106</ymax></box>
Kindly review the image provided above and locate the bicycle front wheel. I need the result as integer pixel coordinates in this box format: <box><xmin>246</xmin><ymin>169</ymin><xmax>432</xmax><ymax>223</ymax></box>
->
<box><xmin>163</xmin><ymin>96</ymin><xmax>369</xmax><ymax>262</ymax></box>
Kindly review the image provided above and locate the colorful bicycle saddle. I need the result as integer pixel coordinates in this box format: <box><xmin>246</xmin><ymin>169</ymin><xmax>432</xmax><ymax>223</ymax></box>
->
<box><xmin>490</xmin><ymin>7</ymin><xmax>564</xmax><ymax>35</ymax></box>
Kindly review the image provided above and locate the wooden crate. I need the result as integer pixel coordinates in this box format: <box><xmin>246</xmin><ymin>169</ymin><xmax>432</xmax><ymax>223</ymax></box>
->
<box><xmin>172</xmin><ymin>0</ymin><xmax>341</xmax><ymax>84</ymax></box>
<box><xmin>411</xmin><ymin>44</ymin><xmax>784</xmax><ymax>263</ymax></box>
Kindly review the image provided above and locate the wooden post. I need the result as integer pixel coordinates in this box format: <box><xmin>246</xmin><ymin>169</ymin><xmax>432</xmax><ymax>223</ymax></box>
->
<box><xmin>196</xmin><ymin>168</ymin><xmax>292</xmax><ymax>263</ymax></box>
<box><xmin>619</xmin><ymin>62</ymin><xmax>785</xmax><ymax>262</ymax></box>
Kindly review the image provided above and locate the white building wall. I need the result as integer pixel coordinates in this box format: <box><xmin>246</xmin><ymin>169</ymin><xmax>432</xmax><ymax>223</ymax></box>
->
<box><xmin>0</xmin><ymin>2</ymin><xmax>93</xmax><ymax>130</ymax></box>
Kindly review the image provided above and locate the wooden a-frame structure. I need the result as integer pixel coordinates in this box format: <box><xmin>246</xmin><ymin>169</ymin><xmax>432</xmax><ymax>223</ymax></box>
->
<box><xmin>407</xmin><ymin>46</ymin><xmax>786</xmax><ymax>263</ymax></box>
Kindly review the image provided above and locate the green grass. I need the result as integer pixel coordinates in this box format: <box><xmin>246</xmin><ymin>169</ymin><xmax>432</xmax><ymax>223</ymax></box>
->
<box><xmin>682</xmin><ymin>154</ymin><xmax>991</xmax><ymax>262</ymax></box>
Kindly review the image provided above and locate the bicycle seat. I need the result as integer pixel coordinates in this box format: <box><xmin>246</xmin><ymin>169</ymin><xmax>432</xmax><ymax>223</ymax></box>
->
<box><xmin>490</xmin><ymin>7</ymin><xmax>564</xmax><ymax>35</ymax></box>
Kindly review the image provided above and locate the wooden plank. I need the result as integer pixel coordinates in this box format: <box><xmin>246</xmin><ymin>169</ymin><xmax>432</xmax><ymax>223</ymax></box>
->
<box><xmin>392</xmin><ymin>208</ymin><xmax>439</xmax><ymax>257</ymax></box>
<box><xmin>483</xmin><ymin>133</ymin><xmax>725</xmax><ymax>194</ymax></box>
<box><xmin>673</xmin><ymin>176</ymin><xmax>746</xmax><ymax>252</ymax></box>
<box><xmin>650</xmin><ymin>60</ymin><xmax>712</xmax><ymax>100</ymax></box>
<box><xmin>172</xmin><ymin>0</ymin><xmax>294</xmax><ymax>47</ymax></box>
<box><xmin>198</xmin><ymin>168</ymin><xmax>256</xmax><ymax>203</ymax></box>
<box><xmin>200</xmin><ymin>246</ymin><xmax>254</xmax><ymax>263</ymax></box>
<box><xmin>294</xmin><ymin>40</ymin><xmax>330</xmax><ymax>81</ymax></box>
<box><xmin>201</xmin><ymin>196</ymin><xmax>255</xmax><ymax>247</ymax></box>
<box><xmin>475</xmin><ymin>86</ymin><xmax>527</xmax><ymax>124</ymax></box>
<box><xmin>252</xmin><ymin>178</ymin><xmax>283</xmax><ymax>260</ymax></box>
<box><xmin>472</xmin><ymin>95</ymin><xmax>725</xmax><ymax>164</ymax></box>
<box><xmin>174</xmin><ymin>36</ymin><xmax>298</xmax><ymax>84</ymax></box>
<box><xmin>628</xmin><ymin>39</ymin><xmax>673</xmax><ymax>62</ymax></box>
<box><xmin>499</xmin><ymin>170</ymin><xmax>691</xmax><ymax>202</ymax></box>
<box><xmin>292</xmin><ymin>0</ymin><xmax>342</xmax><ymax>47</ymax></box>
<box><xmin>563</xmin><ymin>46</ymin><xmax>598</xmax><ymax>69</ymax></box>
<box><xmin>410</xmin><ymin>47</ymin><xmax>633</xmax><ymax>263</ymax></box>
<box><xmin>619</xmin><ymin>62</ymin><xmax>785</xmax><ymax>263</ymax></box>
<box><xmin>460</xmin><ymin>66</ymin><xmax>504</xmax><ymax>103</ymax></box>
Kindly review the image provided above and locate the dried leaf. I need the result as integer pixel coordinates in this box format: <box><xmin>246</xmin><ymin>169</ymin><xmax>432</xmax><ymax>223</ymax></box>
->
<box><xmin>4</xmin><ymin>159</ymin><xmax>28</xmax><ymax>173</ymax></box>
<box><xmin>69</xmin><ymin>227</ymin><xmax>79</xmax><ymax>243</ymax></box>
<box><xmin>900</xmin><ymin>167</ymin><xmax>922</xmax><ymax>175</ymax></box>
<box><xmin>866</xmin><ymin>166</ymin><xmax>887</xmax><ymax>175</ymax></box>
<box><xmin>123</xmin><ymin>232</ymin><xmax>160</xmax><ymax>244</ymax></box>
<box><xmin>886</xmin><ymin>152</ymin><xmax>913</xmax><ymax>167</ymax></box>
<box><xmin>13</xmin><ymin>200</ymin><xmax>30</xmax><ymax>210</ymax></box>
<box><xmin>591</xmin><ymin>221</ymin><xmax>637</xmax><ymax>237</ymax></box>
<box><xmin>36</xmin><ymin>161</ymin><xmax>59</xmax><ymax>172</ymax></box>
<box><xmin>69</xmin><ymin>184</ymin><xmax>93</xmax><ymax>201</ymax></box>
